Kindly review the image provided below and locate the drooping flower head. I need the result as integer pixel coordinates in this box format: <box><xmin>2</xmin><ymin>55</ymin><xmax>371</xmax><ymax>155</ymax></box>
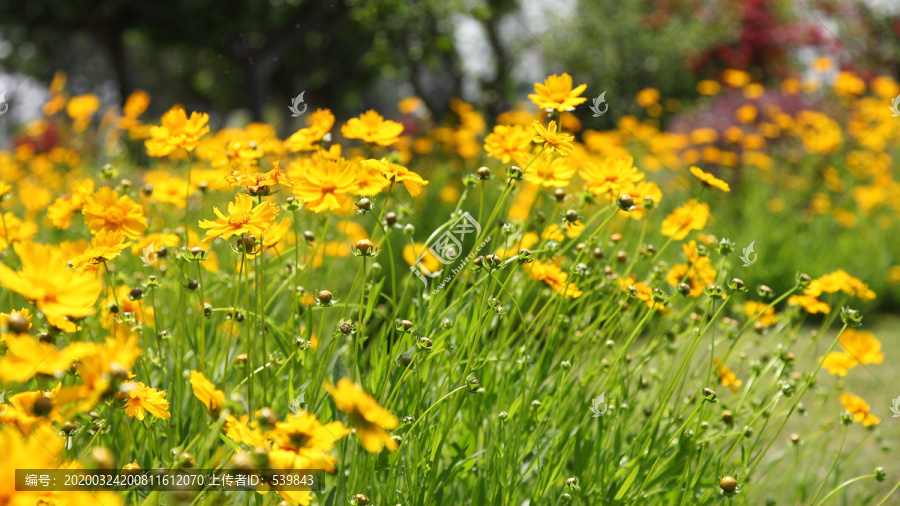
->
<box><xmin>690</xmin><ymin>166</ymin><xmax>730</xmax><ymax>192</ymax></box>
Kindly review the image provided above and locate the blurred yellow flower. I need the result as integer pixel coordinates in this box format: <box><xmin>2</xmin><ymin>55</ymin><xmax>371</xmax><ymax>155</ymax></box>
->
<box><xmin>341</xmin><ymin>110</ymin><xmax>404</xmax><ymax>146</ymax></box>
<box><xmin>527</xmin><ymin>157</ymin><xmax>576</xmax><ymax>187</ymax></box>
<box><xmin>840</xmin><ymin>393</ymin><xmax>880</xmax><ymax>426</ymax></box>
<box><xmin>484</xmin><ymin>124</ymin><xmax>533</xmax><ymax>164</ymax></box>
<box><xmin>636</xmin><ymin>88</ymin><xmax>660</xmax><ymax>108</ymax></box>
<box><xmin>660</xmin><ymin>199</ymin><xmax>709</xmax><ymax>240</ymax></box>
<box><xmin>787</xmin><ymin>294</ymin><xmax>830</xmax><ymax>314</ymax></box>
<box><xmin>286</xmin><ymin>109</ymin><xmax>335</xmax><ymax>152</ymax></box>
<box><xmin>714</xmin><ymin>359</ymin><xmax>742</xmax><ymax>393</ymax></box>
<box><xmin>581</xmin><ymin>156</ymin><xmax>643</xmax><ymax>196</ymax></box>
<box><xmin>190</xmin><ymin>370</ymin><xmax>226</xmax><ymax>416</ymax></box>
<box><xmin>821</xmin><ymin>351</ymin><xmax>857</xmax><ymax>377</ymax></box>
<box><xmin>66</xmin><ymin>94</ymin><xmax>101</xmax><ymax>132</ymax></box>
<box><xmin>689</xmin><ymin>166</ymin><xmax>730</xmax><ymax>192</ymax></box>
<box><xmin>804</xmin><ymin>269</ymin><xmax>875</xmax><ymax>302</ymax></box>
<box><xmin>0</xmin><ymin>242</ymin><xmax>102</xmax><ymax>322</ymax></box>
<box><xmin>744</xmin><ymin>301</ymin><xmax>776</xmax><ymax>327</ymax></box>
<box><xmin>838</xmin><ymin>329</ymin><xmax>883</xmax><ymax>366</ymax></box>
<box><xmin>325</xmin><ymin>378</ymin><xmax>399</xmax><ymax>453</ymax></box>
<box><xmin>525</xmin><ymin>259</ymin><xmax>582</xmax><ymax>299</ymax></box>
<box><xmin>82</xmin><ymin>187</ymin><xmax>148</xmax><ymax>239</ymax></box>
<box><xmin>0</xmin><ymin>212</ymin><xmax>37</xmax><ymax>252</ymax></box>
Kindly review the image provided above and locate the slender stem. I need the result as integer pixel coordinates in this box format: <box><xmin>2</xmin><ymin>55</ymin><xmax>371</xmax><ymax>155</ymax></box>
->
<box><xmin>811</xmin><ymin>423</ymin><xmax>848</xmax><ymax>505</ymax></box>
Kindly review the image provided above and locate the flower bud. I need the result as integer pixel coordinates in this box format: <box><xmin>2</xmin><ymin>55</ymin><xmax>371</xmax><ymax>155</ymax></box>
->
<box><xmin>840</xmin><ymin>306</ymin><xmax>863</xmax><ymax>327</ymax></box>
<box><xmin>316</xmin><ymin>290</ymin><xmax>334</xmax><ymax>307</ymax></box>
<box><xmin>616</xmin><ymin>193</ymin><xmax>636</xmax><ymax>211</ymax></box>
<box><xmin>129</xmin><ymin>287</ymin><xmax>144</xmax><ymax>300</ymax></box>
<box><xmin>518</xmin><ymin>248</ymin><xmax>535</xmax><ymax>264</ymax></box>
<box><xmin>702</xmin><ymin>387</ymin><xmax>717</xmax><ymax>402</ymax></box>
<box><xmin>757</xmin><ymin>285</ymin><xmax>774</xmax><ymax>299</ymax></box>
<box><xmin>507</xmin><ymin>165</ymin><xmax>524</xmax><ymax>181</ymax></box>
<box><xmin>554</xmin><ymin>188</ymin><xmax>567</xmax><ymax>202</ymax></box>
<box><xmin>875</xmin><ymin>466</ymin><xmax>886</xmax><ymax>482</ymax></box>
<box><xmin>564</xmin><ymin>209</ymin><xmax>579</xmax><ymax>223</ymax></box>
<box><xmin>721</xmin><ymin>410</ymin><xmax>733</xmax><ymax>426</ymax></box>
<box><xmin>354</xmin><ymin>198</ymin><xmax>372</xmax><ymax>214</ymax></box>
<box><xmin>476</xmin><ymin>166</ymin><xmax>492</xmax><ymax>180</ymax></box>
<box><xmin>717</xmin><ymin>238</ymin><xmax>735</xmax><ymax>255</ymax></box>
<box><xmin>796</xmin><ymin>272</ymin><xmax>811</xmax><ymax>288</ymax></box>
<box><xmin>719</xmin><ymin>476</ymin><xmax>738</xmax><ymax>495</ymax></box>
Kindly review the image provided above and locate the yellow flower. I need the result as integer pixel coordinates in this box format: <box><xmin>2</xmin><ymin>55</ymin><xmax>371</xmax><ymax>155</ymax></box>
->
<box><xmin>839</xmin><ymin>393</ymin><xmax>880</xmax><ymax>426</ymax></box>
<box><xmin>341</xmin><ymin>110</ymin><xmax>404</xmax><ymax>146</ymax></box>
<box><xmin>689</xmin><ymin>166</ymin><xmax>730</xmax><ymax>192</ymax></box>
<box><xmin>145</xmin><ymin>105</ymin><xmax>211</xmax><ymax>156</ymax></box>
<box><xmin>838</xmin><ymin>329</ymin><xmax>883</xmax><ymax>366</ymax></box>
<box><xmin>122</xmin><ymin>381</ymin><xmax>171</xmax><ymax>421</ymax></box>
<box><xmin>636</xmin><ymin>88</ymin><xmax>660</xmax><ymax>108</ymax></box>
<box><xmin>722</xmin><ymin>69</ymin><xmax>751</xmax><ymax>88</ymax></box>
<box><xmin>0</xmin><ymin>242</ymin><xmax>102</xmax><ymax>321</ymax></box>
<box><xmin>697</xmin><ymin>80</ymin><xmax>721</xmax><ymax>96</ymax></box>
<box><xmin>666</xmin><ymin>258</ymin><xmax>716</xmax><ymax>297</ymax></box>
<box><xmin>198</xmin><ymin>193</ymin><xmax>279</xmax><ymax>243</ymax></box>
<box><xmin>484</xmin><ymin>124</ymin><xmax>534</xmax><ymax>164</ymax></box>
<box><xmin>269</xmin><ymin>413</ymin><xmax>350</xmax><ymax>472</ymax></box>
<box><xmin>581</xmin><ymin>156</ymin><xmax>644</xmax><ymax>196</ymax></box>
<box><xmin>325</xmin><ymin>378</ymin><xmax>399</xmax><ymax>453</ymax></box>
<box><xmin>189</xmin><ymin>370</ymin><xmax>226</xmax><ymax>416</ymax></box>
<box><xmin>0</xmin><ymin>181</ymin><xmax>11</xmax><ymax>199</ymax></box>
<box><xmin>833</xmin><ymin>71</ymin><xmax>866</xmax><ymax>97</ymax></box>
<box><xmin>361</xmin><ymin>158</ymin><xmax>429</xmax><ymax>197</ymax></box>
<box><xmin>0</xmin><ymin>334</ymin><xmax>79</xmax><ymax>383</ymax></box>
<box><xmin>821</xmin><ymin>351</ymin><xmax>858</xmax><ymax>377</ymax></box>
<box><xmin>660</xmin><ymin>199</ymin><xmax>709</xmax><ymax>240</ymax></box>
<box><xmin>286</xmin><ymin>109</ymin><xmax>335</xmax><ymax>152</ymax></box>
<box><xmin>227</xmin><ymin>160</ymin><xmax>294</xmax><ymax>194</ymax></box>
<box><xmin>528</xmin><ymin>73</ymin><xmax>588</xmax><ymax>111</ymax></box>
<box><xmin>714</xmin><ymin>359</ymin><xmax>742</xmax><ymax>394</ymax></box>
<box><xmin>82</xmin><ymin>187</ymin><xmax>148</xmax><ymax>238</ymax></box>
<box><xmin>292</xmin><ymin>158</ymin><xmax>360</xmax><ymax>213</ymax></box>
<box><xmin>744</xmin><ymin>301</ymin><xmax>777</xmax><ymax>327</ymax></box>
<box><xmin>403</xmin><ymin>242</ymin><xmax>442</xmax><ymax>275</ymax></box>
<box><xmin>66</xmin><ymin>94</ymin><xmax>101</xmax><ymax>132</ymax></box>
<box><xmin>532</xmin><ymin>121</ymin><xmax>574</xmax><ymax>156</ymax></box>
<box><xmin>525</xmin><ymin>260</ymin><xmax>582</xmax><ymax>299</ymax></box>
<box><xmin>68</xmin><ymin>230</ymin><xmax>133</xmax><ymax>271</ymax></box>
<box><xmin>787</xmin><ymin>294</ymin><xmax>830</xmax><ymax>314</ymax></box>
<box><xmin>804</xmin><ymin>269</ymin><xmax>875</xmax><ymax>302</ymax></box>
<box><xmin>620</xmin><ymin>180</ymin><xmax>662</xmax><ymax>220</ymax></box>
<box><xmin>527</xmin><ymin>157</ymin><xmax>576</xmax><ymax>187</ymax></box>
<box><xmin>0</xmin><ymin>212</ymin><xmax>37</xmax><ymax>252</ymax></box>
